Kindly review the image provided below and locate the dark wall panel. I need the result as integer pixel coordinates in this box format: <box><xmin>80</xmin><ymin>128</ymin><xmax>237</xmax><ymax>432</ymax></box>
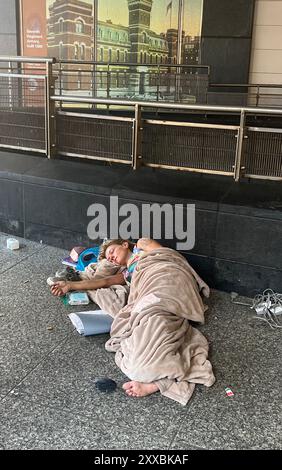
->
<box><xmin>201</xmin><ymin>37</ymin><xmax>252</xmax><ymax>83</ymax></box>
<box><xmin>201</xmin><ymin>0</ymin><xmax>255</xmax><ymax>84</ymax></box>
<box><xmin>201</xmin><ymin>0</ymin><xmax>255</xmax><ymax>37</ymax></box>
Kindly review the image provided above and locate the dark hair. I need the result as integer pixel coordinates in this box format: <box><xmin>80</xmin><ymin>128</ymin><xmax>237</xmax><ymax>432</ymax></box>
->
<box><xmin>98</xmin><ymin>239</ymin><xmax>135</xmax><ymax>261</ymax></box>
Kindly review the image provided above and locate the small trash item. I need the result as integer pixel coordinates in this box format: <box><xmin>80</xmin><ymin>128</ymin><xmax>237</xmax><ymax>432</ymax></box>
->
<box><xmin>230</xmin><ymin>292</ymin><xmax>251</xmax><ymax>306</ymax></box>
<box><xmin>66</xmin><ymin>292</ymin><xmax>89</xmax><ymax>306</ymax></box>
<box><xmin>6</xmin><ymin>238</ymin><xmax>19</xmax><ymax>250</ymax></box>
<box><xmin>47</xmin><ymin>326</ymin><xmax>54</xmax><ymax>331</ymax></box>
<box><xmin>225</xmin><ymin>387</ymin><xmax>234</xmax><ymax>397</ymax></box>
<box><xmin>69</xmin><ymin>246</ymin><xmax>87</xmax><ymax>263</ymax></box>
<box><xmin>93</xmin><ymin>377</ymin><xmax>117</xmax><ymax>393</ymax></box>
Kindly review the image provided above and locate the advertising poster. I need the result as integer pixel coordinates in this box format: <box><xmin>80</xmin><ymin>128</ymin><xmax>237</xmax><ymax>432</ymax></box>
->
<box><xmin>21</xmin><ymin>0</ymin><xmax>47</xmax><ymax>61</ymax></box>
<box><xmin>20</xmin><ymin>0</ymin><xmax>48</xmax><ymax>105</ymax></box>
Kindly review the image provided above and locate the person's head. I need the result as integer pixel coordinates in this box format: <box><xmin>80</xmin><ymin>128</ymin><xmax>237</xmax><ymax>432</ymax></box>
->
<box><xmin>99</xmin><ymin>239</ymin><xmax>135</xmax><ymax>266</ymax></box>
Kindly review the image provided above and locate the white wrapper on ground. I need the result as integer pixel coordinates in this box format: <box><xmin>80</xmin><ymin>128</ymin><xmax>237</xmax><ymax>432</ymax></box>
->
<box><xmin>68</xmin><ymin>310</ymin><xmax>113</xmax><ymax>336</ymax></box>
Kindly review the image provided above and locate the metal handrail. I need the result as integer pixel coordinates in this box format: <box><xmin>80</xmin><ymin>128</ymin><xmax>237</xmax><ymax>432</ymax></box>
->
<box><xmin>0</xmin><ymin>56</ymin><xmax>56</xmax><ymax>63</ymax></box>
<box><xmin>0</xmin><ymin>72</ymin><xmax>46</xmax><ymax>79</ymax></box>
<box><xmin>56</xmin><ymin>59</ymin><xmax>209</xmax><ymax>72</ymax></box>
<box><xmin>51</xmin><ymin>94</ymin><xmax>282</xmax><ymax>115</ymax></box>
<box><xmin>210</xmin><ymin>83</ymin><xmax>282</xmax><ymax>89</ymax></box>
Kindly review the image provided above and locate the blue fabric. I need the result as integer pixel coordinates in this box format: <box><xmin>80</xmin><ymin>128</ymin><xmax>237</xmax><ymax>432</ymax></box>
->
<box><xmin>76</xmin><ymin>246</ymin><xmax>100</xmax><ymax>271</ymax></box>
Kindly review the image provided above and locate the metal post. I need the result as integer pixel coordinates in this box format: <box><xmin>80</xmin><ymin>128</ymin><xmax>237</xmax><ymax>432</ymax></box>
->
<box><xmin>176</xmin><ymin>0</ymin><xmax>184</xmax><ymax>101</ymax></box>
<box><xmin>156</xmin><ymin>65</ymin><xmax>160</xmax><ymax>101</ymax></box>
<box><xmin>256</xmin><ymin>85</ymin><xmax>260</xmax><ymax>107</ymax></box>
<box><xmin>176</xmin><ymin>0</ymin><xmax>184</xmax><ymax>65</ymax></box>
<box><xmin>106</xmin><ymin>63</ymin><xmax>110</xmax><ymax>112</ymax></box>
<box><xmin>45</xmin><ymin>61</ymin><xmax>56</xmax><ymax>158</ymax></box>
<box><xmin>92</xmin><ymin>0</ymin><xmax>98</xmax><ymax>107</ymax></box>
<box><xmin>59</xmin><ymin>61</ymin><xmax>62</xmax><ymax>110</ymax></box>
<box><xmin>132</xmin><ymin>103</ymin><xmax>142</xmax><ymax>170</ymax></box>
<box><xmin>8</xmin><ymin>60</ymin><xmax>12</xmax><ymax>110</ymax></box>
<box><xmin>234</xmin><ymin>110</ymin><xmax>246</xmax><ymax>181</ymax></box>
<box><xmin>106</xmin><ymin>63</ymin><xmax>110</xmax><ymax>99</ymax></box>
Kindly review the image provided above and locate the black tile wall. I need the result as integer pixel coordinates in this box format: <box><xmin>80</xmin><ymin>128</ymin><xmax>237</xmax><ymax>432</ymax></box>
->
<box><xmin>0</xmin><ymin>151</ymin><xmax>281</xmax><ymax>296</ymax></box>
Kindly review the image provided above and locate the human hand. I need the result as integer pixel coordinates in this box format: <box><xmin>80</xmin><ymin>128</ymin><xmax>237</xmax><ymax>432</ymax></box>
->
<box><xmin>50</xmin><ymin>280</ymin><xmax>70</xmax><ymax>296</ymax></box>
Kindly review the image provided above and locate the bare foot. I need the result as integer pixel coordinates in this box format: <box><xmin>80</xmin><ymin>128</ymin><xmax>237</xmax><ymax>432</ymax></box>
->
<box><xmin>122</xmin><ymin>381</ymin><xmax>159</xmax><ymax>398</ymax></box>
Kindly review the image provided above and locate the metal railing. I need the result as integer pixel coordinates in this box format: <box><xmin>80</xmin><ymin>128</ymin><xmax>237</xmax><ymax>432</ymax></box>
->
<box><xmin>209</xmin><ymin>83</ymin><xmax>282</xmax><ymax>108</ymax></box>
<box><xmin>53</xmin><ymin>60</ymin><xmax>210</xmax><ymax>105</ymax></box>
<box><xmin>0</xmin><ymin>56</ymin><xmax>282</xmax><ymax>182</ymax></box>
<box><xmin>0</xmin><ymin>56</ymin><xmax>56</xmax><ymax>155</ymax></box>
<box><xmin>52</xmin><ymin>95</ymin><xmax>282</xmax><ymax>181</ymax></box>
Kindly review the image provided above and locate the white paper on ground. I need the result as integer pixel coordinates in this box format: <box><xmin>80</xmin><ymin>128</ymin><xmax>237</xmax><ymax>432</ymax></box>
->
<box><xmin>68</xmin><ymin>310</ymin><xmax>113</xmax><ymax>336</ymax></box>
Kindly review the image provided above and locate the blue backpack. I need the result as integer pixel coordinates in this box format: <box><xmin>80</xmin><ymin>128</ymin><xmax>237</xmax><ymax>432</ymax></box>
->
<box><xmin>76</xmin><ymin>246</ymin><xmax>100</xmax><ymax>271</ymax></box>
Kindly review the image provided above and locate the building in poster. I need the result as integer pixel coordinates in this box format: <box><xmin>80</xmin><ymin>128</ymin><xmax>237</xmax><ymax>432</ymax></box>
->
<box><xmin>47</xmin><ymin>0</ymin><xmax>93</xmax><ymax>90</ymax></box>
<box><xmin>182</xmin><ymin>35</ymin><xmax>200</xmax><ymax>65</ymax></box>
<box><xmin>47</xmin><ymin>0</ymin><xmax>171</xmax><ymax>92</ymax></box>
<box><xmin>47</xmin><ymin>0</ymin><xmax>169</xmax><ymax>64</ymax></box>
<box><xmin>46</xmin><ymin>0</ymin><xmax>200</xmax><ymax>94</ymax></box>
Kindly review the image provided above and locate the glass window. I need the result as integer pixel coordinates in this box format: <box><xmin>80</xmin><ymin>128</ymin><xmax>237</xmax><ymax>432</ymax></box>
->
<box><xmin>81</xmin><ymin>44</ymin><xmax>85</xmax><ymax>60</ymax></box>
<box><xmin>47</xmin><ymin>1</ymin><xmax>204</xmax><ymax>67</ymax></box>
<box><xmin>45</xmin><ymin>0</ymin><xmax>204</xmax><ymax>101</ymax></box>
<box><xmin>76</xmin><ymin>20</ymin><xmax>84</xmax><ymax>34</ymax></box>
<box><xmin>74</xmin><ymin>43</ymin><xmax>79</xmax><ymax>60</ymax></box>
<box><xmin>78</xmin><ymin>70</ymin><xmax>81</xmax><ymax>89</ymax></box>
<box><xmin>59</xmin><ymin>18</ymin><xmax>64</xmax><ymax>33</ymax></box>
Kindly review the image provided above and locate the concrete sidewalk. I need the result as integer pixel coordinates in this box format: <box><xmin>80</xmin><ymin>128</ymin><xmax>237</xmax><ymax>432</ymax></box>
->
<box><xmin>0</xmin><ymin>232</ymin><xmax>280</xmax><ymax>450</ymax></box>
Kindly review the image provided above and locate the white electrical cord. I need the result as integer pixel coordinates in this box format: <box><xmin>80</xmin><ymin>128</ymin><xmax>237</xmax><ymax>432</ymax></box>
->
<box><xmin>230</xmin><ymin>289</ymin><xmax>282</xmax><ymax>330</ymax></box>
<box><xmin>251</xmin><ymin>289</ymin><xmax>282</xmax><ymax>330</ymax></box>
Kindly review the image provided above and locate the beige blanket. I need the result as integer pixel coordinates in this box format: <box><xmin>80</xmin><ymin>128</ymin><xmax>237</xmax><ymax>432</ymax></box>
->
<box><xmin>80</xmin><ymin>259</ymin><xmax>130</xmax><ymax>316</ymax></box>
<box><xmin>102</xmin><ymin>248</ymin><xmax>215</xmax><ymax>406</ymax></box>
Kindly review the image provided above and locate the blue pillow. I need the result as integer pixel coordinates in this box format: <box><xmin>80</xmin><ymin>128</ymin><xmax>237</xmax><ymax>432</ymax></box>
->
<box><xmin>76</xmin><ymin>246</ymin><xmax>100</xmax><ymax>271</ymax></box>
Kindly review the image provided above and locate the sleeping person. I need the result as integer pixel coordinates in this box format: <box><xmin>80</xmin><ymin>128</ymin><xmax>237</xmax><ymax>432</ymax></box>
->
<box><xmin>50</xmin><ymin>238</ymin><xmax>215</xmax><ymax>405</ymax></box>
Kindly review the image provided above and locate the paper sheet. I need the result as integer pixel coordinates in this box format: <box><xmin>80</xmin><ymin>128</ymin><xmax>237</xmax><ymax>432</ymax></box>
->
<box><xmin>68</xmin><ymin>310</ymin><xmax>113</xmax><ymax>336</ymax></box>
